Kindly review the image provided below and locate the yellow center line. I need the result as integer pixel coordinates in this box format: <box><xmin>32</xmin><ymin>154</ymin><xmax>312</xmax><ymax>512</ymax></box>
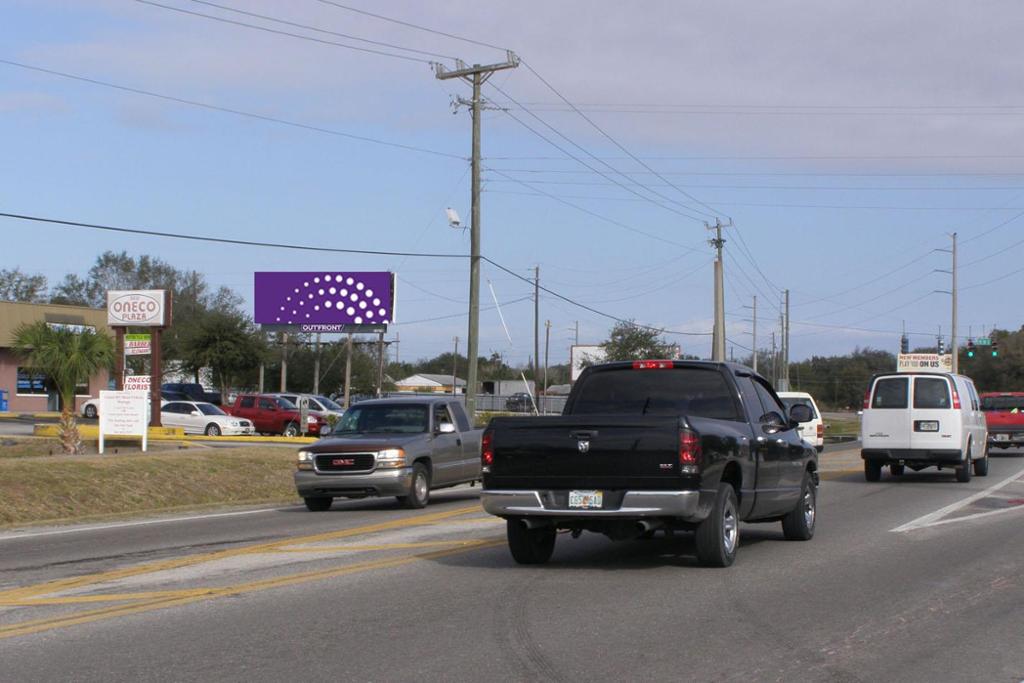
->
<box><xmin>270</xmin><ymin>540</ymin><xmax>486</xmax><ymax>553</ymax></box>
<box><xmin>0</xmin><ymin>538</ymin><xmax>504</xmax><ymax>640</ymax></box>
<box><xmin>0</xmin><ymin>504</ymin><xmax>482</xmax><ymax>602</ymax></box>
<box><xmin>0</xmin><ymin>589</ymin><xmax>218</xmax><ymax>606</ymax></box>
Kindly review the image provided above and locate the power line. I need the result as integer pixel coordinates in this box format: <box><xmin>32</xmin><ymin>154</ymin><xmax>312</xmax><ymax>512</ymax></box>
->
<box><xmin>184</xmin><ymin>0</ymin><xmax>458</xmax><ymax>60</ymax></box>
<box><xmin>135</xmin><ymin>0</ymin><xmax>436</xmax><ymax>64</ymax></box>
<box><xmin>312</xmin><ymin>0</ymin><xmax>510</xmax><ymax>52</ymax></box>
<box><xmin>483</xmin><ymin>178</ymin><xmax>1024</xmax><ymax>191</ymax></box>
<box><xmin>398</xmin><ymin>296</ymin><xmax>532</xmax><ymax>325</ymax></box>
<box><xmin>486</xmin><ymin>153</ymin><xmax>1024</xmax><ymax>161</ymax></box>
<box><xmin>0</xmin><ymin>211</ymin><xmax>469</xmax><ymax>258</ymax></box>
<box><xmin>519</xmin><ymin>59</ymin><xmax>722</xmax><ymax>220</ymax></box>
<box><xmin>485</xmin><ymin>167</ymin><xmax>1024</xmax><ymax>178</ymax></box>
<box><xmin>0</xmin><ymin>59</ymin><xmax>464</xmax><ymax>159</ymax></box>
<box><xmin>482</xmin><ymin>256</ymin><xmax>711</xmax><ymax>337</ymax></box>
<box><xmin>491</xmin><ymin>100</ymin><xmax>1024</xmax><ymax>111</ymax></box>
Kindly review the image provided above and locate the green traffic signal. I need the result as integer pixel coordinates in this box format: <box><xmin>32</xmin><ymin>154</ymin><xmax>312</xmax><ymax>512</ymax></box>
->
<box><xmin>967</xmin><ymin>349</ymin><xmax>975</xmax><ymax>358</ymax></box>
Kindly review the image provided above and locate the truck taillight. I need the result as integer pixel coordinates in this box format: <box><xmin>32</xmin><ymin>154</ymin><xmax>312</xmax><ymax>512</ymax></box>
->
<box><xmin>481</xmin><ymin>429</ymin><xmax>494</xmax><ymax>472</ymax></box>
<box><xmin>951</xmin><ymin>386</ymin><xmax>961</xmax><ymax>410</ymax></box>
<box><xmin>633</xmin><ymin>360</ymin><xmax>673</xmax><ymax>370</ymax></box>
<box><xmin>679</xmin><ymin>429</ymin><xmax>701</xmax><ymax>474</ymax></box>
<box><xmin>863</xmin><ymin>386</ymin><xmax>871</xmax><ymax>409</ymax></box>
<box><xmin>817</xmin><ymin>423</ymin><xmax>824</xmax><ymax>439</ymax></box>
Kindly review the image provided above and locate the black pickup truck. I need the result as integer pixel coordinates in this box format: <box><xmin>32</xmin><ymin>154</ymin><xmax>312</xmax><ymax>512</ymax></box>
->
<box><xmin>481</xmin><ymin>360</ymin><xmax>819</xmax><ymax>567</ymax></box>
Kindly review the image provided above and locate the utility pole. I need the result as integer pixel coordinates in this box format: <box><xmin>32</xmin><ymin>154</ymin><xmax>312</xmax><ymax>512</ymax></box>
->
<box><xmin>452</xmin><ymin>336</ymin><xmax>459</xmax><ymax>396</ymax></box>
<box><xmin>312</xmin><ymin>332</ymin><xmax>321</xmax><ymax>396</ymax></box>
<box><xmin>534</xmin><ymin>265</ymin><xmax>540</xmax><ymax>384</ymax></box>
<box><xmin>782</xmin><ymin>289</ymin><xmax>791</xmax><ymax>389</ymax></box>
<box><xmin>706</xmin><ymin>219</ymin><xmax>728</xmax><ymax>361</ymax></box>
<box><xmin>742</xmin><ymin>295</ymin><xmax>758</xmax><ymax>372</ymax></box>
<box><xmin>574</xmin><ymin>321</ymin><xmax>580</xmax><ymax>346</ymax></box>
<box><xmin>375</xmin><ymin>331</ymin><xmax>385</xmax><ymax>398</ymax></box>
<box><xmin>770</xmin><ymin>332</ymin><xmax>777</xmax><ymax>386</ymax></box>
<box><xmin>544</xmin><ymin>320</ymin><xmax>551</xmax><ymax>402</ymax></box>
<box><xmin>394</xmin><ymin>332</ymin><xmax>400</xmax><ymax>365</ymax></box>
<box><xmin>342</xmin><ymin>333</ymin><xmax>353</xmax><ymax>409</ymax></box>
<box><xmin>435</xmin><ymin>52</ymin><xmax>520</xmax><ymax>419</ymax></box>
<box><xmin>951</xmin><ymin>232</ymin><xmax>958</xmax><ymax>374</ymax></box>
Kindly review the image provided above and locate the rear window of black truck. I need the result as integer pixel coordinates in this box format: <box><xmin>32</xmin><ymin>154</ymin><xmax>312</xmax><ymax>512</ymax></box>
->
<box><xmin>569</xmin><ymin>367</ymin><xmax>739</xmax><ymax>420</ymax></box>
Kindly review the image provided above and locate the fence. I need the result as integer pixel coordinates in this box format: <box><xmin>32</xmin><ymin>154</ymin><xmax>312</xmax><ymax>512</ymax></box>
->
<box><xmin>374</xmin><ymin>392</ymin><xmax>568</xmax><ymax>415</ymax></box>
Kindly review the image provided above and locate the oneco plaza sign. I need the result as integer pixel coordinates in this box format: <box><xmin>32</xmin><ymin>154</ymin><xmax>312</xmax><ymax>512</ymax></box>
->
<box><xmin>253</xmin><ymin>271</ymin><xmax>396</xmax><ymax>333</ymax></box>
<box><xmin>107</xmin><ymin>290</ymin><xmax>169</xmax><ymax>326</ymax></box>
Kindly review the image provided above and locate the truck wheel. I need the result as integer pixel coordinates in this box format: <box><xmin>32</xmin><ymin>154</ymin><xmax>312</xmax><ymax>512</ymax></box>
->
<box><xmin>506</xmin><ymin>518</ymin><xmax>556</xmax><ymax>565</ymax></box>
<box><xmin>864</xmin><ymin>461</ymin><xmax>882</xmax><ymax>482</ymax></box>
<box><xmin>694</xmin><ymin>483</ymin><xmax>739</xmax><ymax>567</ymax></box>
<box><xmin>304</xmin><ymin>496</ymin><xmax>332</xmax><ymax>512</ymax></box>
<box><xmin>781</xmin><ymin>473</ymin><xmax>816</xmax><ymax>541</ymax></box>
<box><xmin>956</xmin><ymin>447</ymin><xmax>973</xmax><ymax>483</ymax></box>
<box><xmin>283</xmin><ymin>422</ymin><xmax>300</xmax><ymax>437</ymax></box>
<box><xmin>397</xmin><ymin>463</ymin><xmax>431</xmax><ymax>509</ymax></box>
<box><xmin>204</xmin><ymin>423</ymin><xmax>221</xmax><ymax>437</ymax></box>
<box><xmin>890</xmin><ymin>464</ymin><xmax>905</xmax><ymax>476</ymax></box>
<box><xmin>973</xmin><ymin>451</ymin><xmax>989</xmax><ymax>477</ymax></box>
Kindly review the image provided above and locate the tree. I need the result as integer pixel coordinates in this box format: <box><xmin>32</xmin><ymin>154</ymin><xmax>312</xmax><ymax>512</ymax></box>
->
<box><xmin>177</xmin><ymin>311</ymin><xmax>267</xmax><ymax>401</ymax></box>
<box><xmin>0</xmin><ymin>268</ymin><xmax>48</xmax><ymax>303</ymax></box>
<box><xmin>599</xmin><ymin>321</ymin><xmax>675</xmax><ymax>361</ymax></box>
<box><xmin>13</xmin><ymin>322</ymin><xmax>114</xmax><ymax>454</ymax></box>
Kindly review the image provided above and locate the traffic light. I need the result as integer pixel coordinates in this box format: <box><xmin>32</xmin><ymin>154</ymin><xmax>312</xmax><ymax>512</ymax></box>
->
<box><xmin>937</xmin><ymin>337</ymin><xmax>945</xmax><ymax>355</ymax></box>
<box><xmin>966</xmin><ymin>339</ymin><xmax>975</xmax><ymax>358</ymax></box>
<box><xmin>992</xmin><ymin>340</ymin><xmax>999</xmax><ymax>357</ymax></box>
<box><xmin>900</xmin><ymin>335</ymin><xmax>909</xmax><ymax>354</ymax></box>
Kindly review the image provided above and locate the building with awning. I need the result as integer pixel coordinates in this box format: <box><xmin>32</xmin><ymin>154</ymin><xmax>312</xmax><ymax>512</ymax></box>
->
<box><xmin>0</xmin><ymin>301</ymin><xmax>112</xmax><ymax>413</ymax></box>
<box><xmin>394</xmin><ymin>373</ymin><xmax>466</xmax><ymax>394</ymax></box>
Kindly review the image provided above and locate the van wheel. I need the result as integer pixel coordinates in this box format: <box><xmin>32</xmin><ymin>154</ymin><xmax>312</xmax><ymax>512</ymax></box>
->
<box><xmin>973</xmin><ymin>452</ymin><xmax>989</xmax><ymax>477</ymax></box>
<box><xmin>864</xmin><ymin>461</ymin><xmax>882</xmax><ymax>482</ymax></box>
<box><xmin>506</xmin><ymin>518</ymin><xmax>556</xmax><ymax>564</ymax></box>
<box><xmin>781</xmin><ymin>472</ymin><xmax>816</xmax><ymax>541</ymax></box>
<box><xmin>890</xmin><ymin>464</ymin><xmax>905</xmax><ymax>476</ymax></box>
<box><xmin>956</xmin><ymin>448</ymin><xmax>972</xmax><ymax>483</ymax></box>
<box><xmin>695</xmin><ymin>483</ymin><xmax>739</xmax><ymax>567</ymax></box>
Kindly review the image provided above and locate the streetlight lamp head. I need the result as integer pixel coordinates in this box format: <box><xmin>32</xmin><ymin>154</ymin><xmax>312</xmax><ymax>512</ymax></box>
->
<box><xmin>445</xmin><ymin>207</ymin><xmax>462</xmax><ymax>228</ymax></box>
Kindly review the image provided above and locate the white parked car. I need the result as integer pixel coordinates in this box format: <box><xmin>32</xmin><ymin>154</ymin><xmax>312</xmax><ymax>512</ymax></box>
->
<box><xmin>161</xmin><ymin>400</ymin><xmax>255</xmax><ymax>436</ymax></box>
<box><xmin>861</xmin><ymin>372</ymin><xmax>988</xmax><ymax>482</ymax></box>
<box><xmin>274</xmin><ymin>393</ymin><xmax>346</xmax><ymax>420</ymax></box>
<box><xmin>81</xmin><ymin>397</ymin><xmax>100</xmax><ymax>419</ymax></box>
<box><xmin>778</xmin><ymin>391</ymin><xmax>825</xmax><ymax>453</ymax></box>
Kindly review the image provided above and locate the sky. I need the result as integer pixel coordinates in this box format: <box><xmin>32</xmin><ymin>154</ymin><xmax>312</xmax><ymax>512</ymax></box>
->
<box><xmin>3</xmin><ymin>0</ymin><xmax>1024</xmax><ymax>369</ymax></box>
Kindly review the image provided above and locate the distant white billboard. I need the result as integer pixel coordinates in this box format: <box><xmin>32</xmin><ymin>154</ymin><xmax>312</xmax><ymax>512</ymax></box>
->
<box><xmin>571</xmin><ymin>345</ymin><xmax>607</xmax><ymax>382</ymax></box>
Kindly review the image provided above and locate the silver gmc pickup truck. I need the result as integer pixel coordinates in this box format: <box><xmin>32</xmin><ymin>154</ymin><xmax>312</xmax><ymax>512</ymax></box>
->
<box><xmin>294</xmin><ymin>397</ymin><xmax>482</xmax><ymax>511</ymax></box>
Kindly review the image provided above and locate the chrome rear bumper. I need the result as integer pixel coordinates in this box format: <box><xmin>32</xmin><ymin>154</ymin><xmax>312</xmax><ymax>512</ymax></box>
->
<box><xmin>481</xmin><ymin>489</ymin><xmax>705</xmax><ymax>522</ymax></box>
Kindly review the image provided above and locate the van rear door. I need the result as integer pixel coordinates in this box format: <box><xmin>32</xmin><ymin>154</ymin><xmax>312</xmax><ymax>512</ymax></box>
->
<box><xmin>909</xmin><ymin>375</ymin><xmax>958</xmax><ymax>452</ymax></box>
<box><xmin>863</xmin><ymin>376</ymin><xmax>910</xmax><ymax>450</ymax></box>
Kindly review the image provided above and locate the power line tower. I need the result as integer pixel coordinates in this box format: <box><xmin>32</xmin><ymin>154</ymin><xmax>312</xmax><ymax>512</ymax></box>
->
<box><xmin>706</xmin><ymin>218</ymin><xmax>729</xmax><ymax>361</ymax></box>
<box><xmin>435</xmin><ymin>52</ymin><xmax>519</xmax><ymax>416</ymax></box>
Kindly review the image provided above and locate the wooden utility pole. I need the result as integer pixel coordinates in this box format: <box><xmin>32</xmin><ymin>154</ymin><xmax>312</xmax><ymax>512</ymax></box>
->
<box><xmin>534</xmin><ymin>265</ymin><xmax>540</xmax><ymax>384</ymax></box>
<box><xmin>435</xmin><ymin>52</ymin><xmax>519</xmax><ymax>417</ymax></box>
<box><xmin>452</xmin><ymin>336</ymin><xmax>459</xmax><ymax>396</ymax></box>
<box><xmin>312</xmin><ymin>332</ymin><xmax>321</xmax><ymax>395</ymax></box>
<box><xmin>343</xmin><ymin>333</ymin><xmax>353</xmax><ymax>409</ymax></box>
<box><xmin>706</xmin><ymin>219</ymin><xmax>728</xmax><ymax>361</ymax></box>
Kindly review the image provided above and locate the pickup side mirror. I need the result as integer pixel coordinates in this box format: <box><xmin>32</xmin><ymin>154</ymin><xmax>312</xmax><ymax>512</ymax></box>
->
<box><xmin>761</xmin><ymin>412</ymin><xmax>787</xmax><ymax>435</ymax></box>
<box><xmin>789</xmin><ymin>404</ymin><xmax>814</xmax><ymax>425</ymax></box>
<box><xmin>436</xmin><ymin>422</ymin><xmax>456</xmax><ymax>434</ymax></box>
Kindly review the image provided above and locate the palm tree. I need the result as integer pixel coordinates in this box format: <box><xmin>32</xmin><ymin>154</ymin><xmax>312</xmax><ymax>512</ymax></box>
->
<box><xmin>13</xmin><ymin>322</ymin><xmax>115</xmax><ymax>454</ymax></box>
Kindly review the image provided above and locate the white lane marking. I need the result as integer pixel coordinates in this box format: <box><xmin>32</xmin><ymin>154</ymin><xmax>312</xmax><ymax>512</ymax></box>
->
<box><xmin>891</xmin><ymin>467</ymin><xmax>1024</xmax><ymax>533</ymax></box>
<box><xmin>0</xmin><ymin>505</ymin><xmax>297</xmax><ymax>542</ymax></box>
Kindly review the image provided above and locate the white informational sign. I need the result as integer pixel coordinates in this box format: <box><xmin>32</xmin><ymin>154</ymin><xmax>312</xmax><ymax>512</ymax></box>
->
<box><xmin>571</xmin><ymin>345</ymin><xmax>607</xmax><ymax>382</ymax></box>
<box><xmin>897</xmin><ymin>353</ymin><xmax>953</xmax><ymax>373</ymax></box>
<box><xmin>125</xmin><ymin>333</ymin><xmax>151</xmax><ymax>356</ymax></box>
<box><xmin>124</xmin><ymin>375</ymin><xmax>151</xmax><ymax>392</ymax></box>
<box><xmin>98</xmin><ymin>390</ymin><xmax>148</xmax><ymax>453</ymax></box>
<box><xmin>107</xmin><ymin>290</ymin><xmax>169</xmax><ymax>327</ymax></box>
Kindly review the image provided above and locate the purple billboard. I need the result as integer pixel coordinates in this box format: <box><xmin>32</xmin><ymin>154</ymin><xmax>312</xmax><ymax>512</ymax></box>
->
<box><xmin>254</xmin><ymin>271</ymin><xmax>395</xmax><ymax>328</ymax></box>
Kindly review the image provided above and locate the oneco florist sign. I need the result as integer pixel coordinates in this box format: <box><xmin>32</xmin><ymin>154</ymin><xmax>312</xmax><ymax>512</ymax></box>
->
<box><xmin>898</xmin><ymin>353</ymin><xmax>953</xmax><ymax>373</ymax></box>
<box><xmin>107</xmin><ymin>290</ymin><xmax>169</xmax><ymax>327</ymax></box>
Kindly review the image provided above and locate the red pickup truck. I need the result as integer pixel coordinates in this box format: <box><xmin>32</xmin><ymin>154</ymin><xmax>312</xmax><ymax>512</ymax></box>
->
<box><xmin>981</xmin><ymin>392</ymin><xmax>1024</xmax><ymax>449</ymax></box>
<box><xmin>227</xmin><ymin>394</ymin><xmax>328</xmax><ymax>437</ymax></box>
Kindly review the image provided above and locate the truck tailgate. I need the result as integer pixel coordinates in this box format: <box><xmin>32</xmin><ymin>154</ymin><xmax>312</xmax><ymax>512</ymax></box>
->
<box><xmin>487</xmin><ymin>415</ymin><xmax>687</xmax><ymax>490</ymax></box>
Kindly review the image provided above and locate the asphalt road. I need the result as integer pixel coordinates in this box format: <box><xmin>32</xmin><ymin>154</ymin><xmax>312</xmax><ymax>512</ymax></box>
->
<box><xmin>2</xmin><ymin>452</ymin><xmax>1024</xmax><ymax>681</ymax></box>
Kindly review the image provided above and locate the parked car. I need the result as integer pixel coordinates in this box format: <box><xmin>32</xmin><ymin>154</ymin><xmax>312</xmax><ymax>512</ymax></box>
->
<box><xmin>162</xmin><ymin>382</ymin><xmax>222</xmax><ymax>406</ymax></box>
<box><xmin>81</xmin><ymin>389</ymin><xmax>190</xmax><ymax>419</ymax></box>
<box><xmin>161</xmin><ymin>400</ymin><xmax>254</xmax><ymax>436</ymax></box>
<box><xmin>778</xmin><ymin>391</ymin><xmax>825</xmax><ymax>452</ymax></box>
<box><xmin>861</xmin><ymin>372</ymin><xmax>988</xmax><ymax>482</ymax></box>
<box><xmin>481</xmin><ymin>360</ymin><xmax>818</xmax><ymax>567</ymax></box>
<box><xmin>226</xmin><ymin>393</ymin><xmax>327</xmax><ymax>437</ymax></box>
<box><xmin>505</xmin><ymin>392</ymin><xmax>533</xmax><ymax>412</ymax></box>
<box><xmin>980</xmin><ymin>392</ymin><xmax>1024</xmax><ymax>449</ymax></box>
<box><xmin>295</xmin><ymin>397</ymin><xmax>482</xmax><ymax>511</ymax></box>
<box><xmin>273</xmin><ymin>393</ymin><xmax>345</xmax><ymax>421</ymax></box>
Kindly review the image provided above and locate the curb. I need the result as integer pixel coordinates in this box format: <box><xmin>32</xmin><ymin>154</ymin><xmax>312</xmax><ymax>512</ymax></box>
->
<box><xmin>29</xmin><ymin>423</ymin><xmax>317</xmax><ymax>445</ymax></box>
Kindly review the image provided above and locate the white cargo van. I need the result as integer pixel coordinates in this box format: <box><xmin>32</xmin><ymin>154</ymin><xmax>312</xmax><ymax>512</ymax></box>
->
<box><xmin>861</xmin><ymin>372</ymin><xmax>988</xmax><ymax>482</ymax></box>
<box><xmin>778</xmin><ymin>391</ymin><xmax>825</xmax><ymax>452</ymax></box>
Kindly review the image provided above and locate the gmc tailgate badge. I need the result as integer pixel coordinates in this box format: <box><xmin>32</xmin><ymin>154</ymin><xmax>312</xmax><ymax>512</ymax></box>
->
<box><xmin>577</xmin><ymin>439</ymin><xmax>590</xmax><ymax>454</ymax></box>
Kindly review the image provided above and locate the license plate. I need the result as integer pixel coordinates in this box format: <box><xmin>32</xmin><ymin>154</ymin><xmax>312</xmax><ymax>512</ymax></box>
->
<box><xmin>918</xmin><ymin>421</ymin><xmax>939</xmax><ymax>432</ymax></box>
<box><xmin>996</xmin><ymin>433</ymin><xmax>1010</xmax><ymax>441</ymax></box>
<box><xmin>568</xmin><ymin>490</ymin><xmax>603</xmax><ymax>509</ymax></box>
